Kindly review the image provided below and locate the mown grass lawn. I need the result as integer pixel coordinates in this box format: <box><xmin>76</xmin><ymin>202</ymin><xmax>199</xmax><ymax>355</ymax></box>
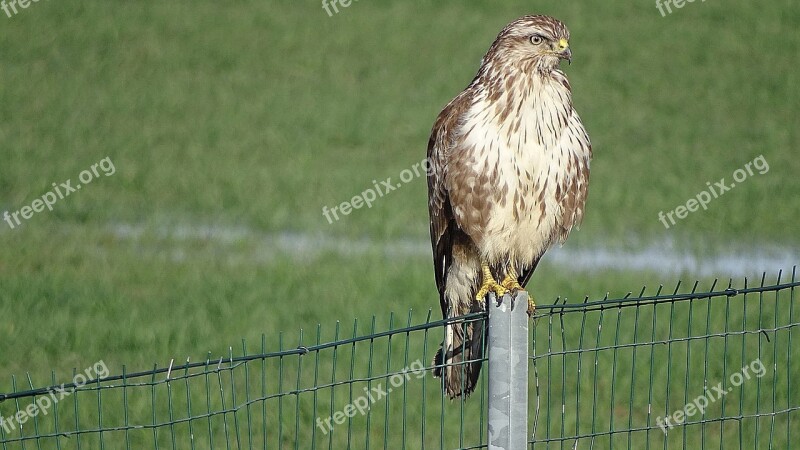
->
<box><xmin>0</xmin><ymin>0</ymin><xmax>797</xmax><ymax>448</ymax></box>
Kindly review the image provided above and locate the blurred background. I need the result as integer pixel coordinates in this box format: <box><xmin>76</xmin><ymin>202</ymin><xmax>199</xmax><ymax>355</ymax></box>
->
<box><xmin>0</xmin><ymin>0</ymin><xmax>797</xmax><ymax>382</ymax></box>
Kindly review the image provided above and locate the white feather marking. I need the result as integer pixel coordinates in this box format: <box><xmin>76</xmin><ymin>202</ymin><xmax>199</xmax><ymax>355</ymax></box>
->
<box><xmin>460</xmin><ymin>72</ymin><xmax>591</xmax><ymax>267</ymax></box>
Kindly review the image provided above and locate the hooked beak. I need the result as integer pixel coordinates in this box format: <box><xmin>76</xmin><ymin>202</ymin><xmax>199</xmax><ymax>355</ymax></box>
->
<box><xmin>557</xmin><ymin>38</ymin><xmax>572</xmax><ymax>64</ymax></box>
<box><xmin>559</xmin><ymin>48</ymin><xmax>572</xmax><ymax>64</ymax></box>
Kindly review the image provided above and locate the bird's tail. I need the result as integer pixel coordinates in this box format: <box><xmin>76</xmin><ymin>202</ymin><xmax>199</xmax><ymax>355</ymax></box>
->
<box><xmin>432</xmin><ymin>311</ymin><xmax>487</xmax><ymax>398</ymax></box>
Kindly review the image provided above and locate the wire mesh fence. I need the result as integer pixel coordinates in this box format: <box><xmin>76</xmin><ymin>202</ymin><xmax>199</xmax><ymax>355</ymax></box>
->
<box><xmin>529</xmin><ymin>270</ymin><xmax>799</xmax><ymax>449</ymax></box>
<box><xmin>1</xmin><ymin>268</ymin><xmax>797</xmax><ymax>449</ymax></box>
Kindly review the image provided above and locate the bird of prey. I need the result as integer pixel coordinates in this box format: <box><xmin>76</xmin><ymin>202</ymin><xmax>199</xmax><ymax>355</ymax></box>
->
<box><xmin>427</xmin><ymin>15</ymin><xmax>592</xmax><ymax>398</ymax></box>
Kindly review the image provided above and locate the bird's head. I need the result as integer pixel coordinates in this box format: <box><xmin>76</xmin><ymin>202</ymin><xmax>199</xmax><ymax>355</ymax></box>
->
<box><xmin>485</xmin><ymin>15</ymin><xmax>573</xmax><ymax>71</ymax></box>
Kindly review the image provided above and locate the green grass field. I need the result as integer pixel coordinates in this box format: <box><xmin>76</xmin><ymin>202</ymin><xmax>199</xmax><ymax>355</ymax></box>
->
<box><xmin>0</xmin><ymin>0</ymin><xmax>797</xmax><ymax>448</ymax></box>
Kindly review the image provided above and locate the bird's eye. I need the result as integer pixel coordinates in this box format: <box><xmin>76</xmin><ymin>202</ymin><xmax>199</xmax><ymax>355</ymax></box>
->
<box><xmin>530</xmin><ymin>35</ymin><xmax>544</xmax><ymax>45</ymax></box>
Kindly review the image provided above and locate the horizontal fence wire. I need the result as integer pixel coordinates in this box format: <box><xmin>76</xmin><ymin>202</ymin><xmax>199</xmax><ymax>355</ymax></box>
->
<box><xmin>0</xmin><ymin>268</ymin><xmax>797</xmax><ymax>449</ymax></box>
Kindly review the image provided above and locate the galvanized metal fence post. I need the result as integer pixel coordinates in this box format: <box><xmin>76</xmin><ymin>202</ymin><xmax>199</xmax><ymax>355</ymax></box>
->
<box><xmin>487</xmin><ymin>291</ymin><xmax>529</xmax><ymax>449</ymax></box>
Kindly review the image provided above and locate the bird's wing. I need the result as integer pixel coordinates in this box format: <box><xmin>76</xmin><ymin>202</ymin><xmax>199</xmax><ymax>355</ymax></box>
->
<box><xmin>427</xmin><ymin>92</ymin><xmax>471</xmax><ymax>317</ymax></box>
<box><xmin>555</xmin><ymin>110</ymin><xmax>592</xmax><ymax>240</ymax></box>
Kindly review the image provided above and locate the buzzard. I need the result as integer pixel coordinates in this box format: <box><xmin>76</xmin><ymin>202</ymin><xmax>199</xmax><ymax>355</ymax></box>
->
<box><xmin>428</xmin><ymin>15</ymin><xmax>592</xmax><ymax>398</ymax></box>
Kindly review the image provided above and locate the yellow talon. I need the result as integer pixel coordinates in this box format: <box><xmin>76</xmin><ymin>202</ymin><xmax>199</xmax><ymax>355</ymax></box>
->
<box><xmin>475</xmin><ymin>261</ymin><xmax>507</xmax><ymax>302</ymax></box>
<box><xmin>500</xmin><ymin>266</ymin><xmax>524</xmax><ymax>292</ymax></box>
<box><xmin>527</xmin><ymin>295</ymin><xmax>537</xmax><ymax>317</ymax></box>
<box><xmin>500</xmin><ymin>266</ymin><xmax>535</xmax><ymax>316</ymax></box>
